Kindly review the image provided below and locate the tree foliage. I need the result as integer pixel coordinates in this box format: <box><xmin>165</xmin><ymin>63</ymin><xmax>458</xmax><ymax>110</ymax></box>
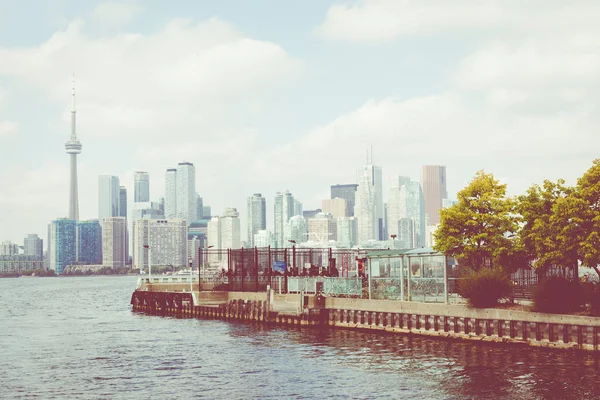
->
<box><xmin>576</xmin><ymin>159</ymin><xmax>600</xmax><ymax>277</ymax></box>
<box><xmin>517</xmin><ymin>179</ymin><xmax>579</xmax><ymax>272</ymax></box>
<box><xmin>434</xmin><ymin>171</ymin><xmax>518</xmax><ymax>271</ymax></box>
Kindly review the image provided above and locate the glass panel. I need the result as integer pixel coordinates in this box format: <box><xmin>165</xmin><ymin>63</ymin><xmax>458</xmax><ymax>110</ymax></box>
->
<box><xmin>410</xmin><ymin>257</ymin><xmax>421</xmax><ymax>277</ymax></box>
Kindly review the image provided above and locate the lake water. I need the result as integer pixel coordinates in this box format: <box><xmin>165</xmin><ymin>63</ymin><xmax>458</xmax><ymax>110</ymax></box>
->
<box><xmin>1</xmin><ymin>276</ymin><xmax>599</xmax><ymax>399</ymax></box>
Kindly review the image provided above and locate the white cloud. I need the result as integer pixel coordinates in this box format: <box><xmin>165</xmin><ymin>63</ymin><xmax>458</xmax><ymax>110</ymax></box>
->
<box><xmin>0</xmin><ymin>18</ymin><xmax>301</xmax><ymax>143</ymax></box>
<box><xmin>0</xmin><ymin>16</ymin><xmax>302</xmax><ymax>242</ymax></box>
<box><xmin>316</xmin><ymin>0</ymin><xmax>503</xmax><ymax>42</ymax></box>
<box><xmin>316</xmin><ymin>0</ymin><xmax>600</xmax><ymax>43</ymax></box>
<box><xmin>92</xmin><ymin>2</ymin><xmax>143</xmax><ymax>26</ymax></box>
<box><xmin>0</xmin><ymin>120</ymin><xmax>18</xmax><ymax>137</ymax></box>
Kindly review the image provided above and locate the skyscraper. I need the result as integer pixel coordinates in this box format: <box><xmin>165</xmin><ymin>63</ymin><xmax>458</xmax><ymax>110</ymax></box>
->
<box><xmin>98</xmin><ymin>175</ymin><xmax>120</xmax><ymax>222</ymax></box>
<box><xmin>132</xmin><ymin>218</ymin><xmax>187</xmax><ymax>270</ymax></box>
<box><xmin>421</xmin><ymin>166</ymin><xmax>448</xmax><ymax>226</ymax></box>
<box><xmin>285</xmin><ymin>215</ymin><xmax>307</xmax><ymax>245</ymax></box>
<box><xmin>330</xmin><ymin>184</ymin><xmax>358</xmax><ymax>216</ymax></box>
<box><xmin>247</xmin><ymin>193</ymin><xmax>266</xmax><ymax>247</ymax></box>
<box><xmin>134</xmin><ymin>171</ymin><xmax>150</xmax><ymax>202</ymax></box>
<box><xmin>196</xmin><ymin>195</ymin><xmax>203</xmax><ymax>220</ymax></box>
<box><xmin>119</xmin><ymin>186</ymin><xmax>127</xmax><ymax>218</ymax></box>
<box><xmin>164</xmin><ymin>168</ymin><xmax>177</xmax><ymax>218</ymax></box>
<box><xmin>356</xmin><ymin>159</ymin><xmax>384</xmax><ymax>239</ymax></box>
<box><xmin>387</xmin><ymin>178</ymin><xmax>425</xmax><ymax>247</ymax></box>
<box><xmin>65</xmin><ymin>77</ymin><xmax>82</xmax><ymax>221</ymax></box>
<box><xmin>48</xmin><ymin>219</ymin><xmax>76</xmax><ymax>275</ymax></box>
<box><xmin>355</xmin><ymin>169</ymin><xmax>377</xmax><ymax>243</ymax></box>
<box><xmin>102</xmin><ymin>217</ymin><xmax>127</xmax><ymax>268</ymax></box>
<box><xmin>220</xmin><ymin>208</ymin><xmax>241</xmax><ymax>250</ymax></box>
<box><xmin>274</xmin><ymin>190</ymin><xmax>294</xmax><ymax>248</ymax></box>
<box><xmin>176</xmin><ymin>162</ymin><xmax>196</xmax><ymax>225</ymax></box>
<box><xmin>24</xmin><ymin>234</ymin><xmax>43</xmax><ymax>259</ymax></box>
<box><xmin>321</xmin><ymin>198</ymin><xmax>347</xmax><ymax>219</ymax></box>
<box><xmin>77</xmin><ymin>220</ymin><xmax>102</xmax><ymax>264</ymax></box>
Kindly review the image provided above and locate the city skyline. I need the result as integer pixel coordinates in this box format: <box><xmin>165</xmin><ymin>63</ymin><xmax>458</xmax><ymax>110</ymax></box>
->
<box><xmin>1</xmin><ymin>1</ymin><xmax>599</xmax><ymax>244</ymax></box>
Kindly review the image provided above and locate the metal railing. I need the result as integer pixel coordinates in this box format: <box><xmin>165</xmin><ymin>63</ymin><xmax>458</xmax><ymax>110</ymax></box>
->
<box><xmin>287</xmin><ymin>277</ymin><xmax>362</xmax><ymax>297</ymax></box>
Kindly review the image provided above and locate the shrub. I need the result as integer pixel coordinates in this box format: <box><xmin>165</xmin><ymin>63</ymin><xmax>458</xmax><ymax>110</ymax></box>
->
<box><xmin>457</xmin><ymin>267</ymin><xmax>512</xmax><ymax>308</ymax></box>
<box><xmin>581</xmin><ymin>282</ymin><xmax>600</xmax><ymax>315</ymax></box>
<box><xmin>533</xmin><ymin>277</ymin><xmax>582</xmax><ymax>314</ymax></box>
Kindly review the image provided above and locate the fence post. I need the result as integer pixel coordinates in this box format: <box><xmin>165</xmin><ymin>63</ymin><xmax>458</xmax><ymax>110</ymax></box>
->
<box><xmin>368</xmin><ymin>258</ymin><xmax>372</xmax><ymax>300</ymax></box>
<box><xmin>254</xmin><ymin>247</ymin><xmax>259</xmax><ymax>292</ymax></box>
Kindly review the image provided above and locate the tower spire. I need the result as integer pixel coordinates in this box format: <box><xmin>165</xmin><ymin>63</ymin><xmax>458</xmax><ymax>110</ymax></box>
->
<box><xmin>71</xmin><ymin>73</ymin><xmax>77</xmax><ymax>140</ymax></box>
<box><xmin>66</xmin><ymin>72</ymin><xmax>82</xmax><ymax>221</ymax></box>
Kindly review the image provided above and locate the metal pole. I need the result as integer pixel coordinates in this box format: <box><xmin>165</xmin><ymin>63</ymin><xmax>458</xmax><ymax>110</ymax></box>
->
<box><xmin>368</xmin><ymin>258</ymin><xmax>372</xmax><ymax>300</ymax></box>
<box><xmin>444</xmin><ymin>255</ymin><xmax>449</xmax><ymax>304</ymax></box>
<box><xmin>189</xmin><ymin>258</ymin><xmax>193</xmax><ymax>294</ymax></box>
<box><xmin>400</xmin><ymin>255</ymin><xmax>404</xmax><ymax>301</ymax></box>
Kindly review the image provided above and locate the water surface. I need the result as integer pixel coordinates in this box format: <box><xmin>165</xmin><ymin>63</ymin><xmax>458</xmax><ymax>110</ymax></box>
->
<box><xmin>1</xmin><ymin>276</ymin><xmax>598</xmax><ymax>399</ymax></box>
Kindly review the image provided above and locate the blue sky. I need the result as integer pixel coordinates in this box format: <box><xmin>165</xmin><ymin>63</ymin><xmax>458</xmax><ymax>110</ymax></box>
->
<box><xmin>1</xmin><ymin>0</ymin><xmax>599</xmax><ymax>244</ymax></box>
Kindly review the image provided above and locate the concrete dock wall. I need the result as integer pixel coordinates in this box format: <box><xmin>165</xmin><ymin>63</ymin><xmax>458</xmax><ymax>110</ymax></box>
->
<box><xmin>131</xmin><ymin>289</ymin><xmax>600</xmax><ymax>352</ymax></box>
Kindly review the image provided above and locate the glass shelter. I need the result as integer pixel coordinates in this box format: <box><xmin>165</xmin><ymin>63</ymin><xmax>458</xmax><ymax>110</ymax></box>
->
<box><xmin>366</xmin><ymin>248</ymin><xmax>455</xmax><ymax>303</ymax></box>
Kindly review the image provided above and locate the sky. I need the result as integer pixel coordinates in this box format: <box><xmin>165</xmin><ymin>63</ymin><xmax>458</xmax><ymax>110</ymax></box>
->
<box><xmin>1</xmin><ymin>0</ymin><xmax>599</xmax><ymax>245</ymax></box>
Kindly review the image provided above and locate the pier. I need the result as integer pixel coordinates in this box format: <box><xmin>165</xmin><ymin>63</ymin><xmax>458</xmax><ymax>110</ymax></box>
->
<box><xmin>131</xmin><ymin>276</ymin><xmax>600</xmax><ymax>352</ymax></box>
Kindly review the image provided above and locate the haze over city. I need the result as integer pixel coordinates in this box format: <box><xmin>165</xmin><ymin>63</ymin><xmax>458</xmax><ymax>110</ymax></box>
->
<box><xmin>1</xmin><ymin>0</ymin><xmax>599</xmax><ymax>243</ymax></box>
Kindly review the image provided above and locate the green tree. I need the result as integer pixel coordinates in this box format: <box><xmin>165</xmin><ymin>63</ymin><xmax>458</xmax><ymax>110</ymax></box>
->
<box><xmin>517</xmin><ymin>179</ymin><xmax>579</xmax><ymax>274</ymax></box>
<box><xmin>433</xmin><ymin>170</ymin><xmax>518</xmax><ymax>271</ymax></box>
<box><xmin>576</xmin><ymin>159</ymin><xmax>600</xmax><ymax>277</ymax></box>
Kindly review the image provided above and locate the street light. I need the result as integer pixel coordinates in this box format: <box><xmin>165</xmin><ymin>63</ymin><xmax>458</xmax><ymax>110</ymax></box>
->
<box><xmin>188</xmin><ymin>256</ymin><xmax>193</xmax><ymax>293</ymax></box>
<box><xmin>202</xmin><ymin>245</ymin><xmax>214</xmax><ymax>286</ymax></box>
<box><xmin>143</xmin><ymin>244</ymin><xmax>151</xmax><ymax>282</ymax></box>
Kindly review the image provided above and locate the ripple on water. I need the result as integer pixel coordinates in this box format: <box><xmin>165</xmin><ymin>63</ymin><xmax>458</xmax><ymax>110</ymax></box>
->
<box><xmin>2</xmin><ymin>276</ymin><xmax>600</xmax><ymax>399</ymax></box>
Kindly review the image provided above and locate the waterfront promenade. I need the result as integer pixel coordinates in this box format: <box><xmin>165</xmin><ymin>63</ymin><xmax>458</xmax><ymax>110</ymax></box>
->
<box><xmin>132</xmin><ymin>276</ymin><xmax>600</xmax><ymax>352</ymax></box>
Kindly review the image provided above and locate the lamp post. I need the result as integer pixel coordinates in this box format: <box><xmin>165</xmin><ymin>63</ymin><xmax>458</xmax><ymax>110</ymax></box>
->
<box><xmin>143</xmin><ymin>244</ymin><xmax>151</xmax><ymax>282</ymax></box>
<box><xmin>202</xmin><ymin>245</ymin><xmax>214</xmax><ymax>287</ymax></box>
<box><xmin>188</xmin><ymin>256</ymin><xmax>193</xmax><ymax>293</ymax></box>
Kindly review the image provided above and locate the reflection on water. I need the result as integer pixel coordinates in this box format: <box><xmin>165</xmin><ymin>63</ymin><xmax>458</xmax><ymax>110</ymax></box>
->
<box><xmin>1</xmin><ymin>276</ymin><xmax>598</xmax><ymax>399</ymax></box>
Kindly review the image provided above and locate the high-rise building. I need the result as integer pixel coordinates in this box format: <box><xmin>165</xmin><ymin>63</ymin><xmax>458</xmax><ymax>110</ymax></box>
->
<box><xmin>134</xmin><ymin>171</ymin><xmax>150</xmax><ymax>203</ymax></box>
<box><xmin>102</xmin><ymin>217</ymin><xmax>127</xmax><ymax>268</ymax></box>
<box><xmin>202</xmin><ymin>206</ymin><xmax>212</xmax><ymax>218</ymax></box>
<box><xmin>48</xmin><ymin>219</ymin><xmax>76</xmax><ymax>275</ymax></box>
<box><xmin>247</xmin><ymin>193</ymin><xmax>266</xmax><ymax>247</ymax></box>
<box><xmin>274</xmin><ymin>190</ymin><xmax>295</xmax><ymax>248</ymax></box>
<box><xmin>253</xmin><ymin>230</ymin><xmax>274</xmax><ymax>248</ymax></box>
<box><xmin>65</xmin><ymin>77</ymin><xmax>82</xmax><ymax>221</ymax></box>
<box><xmin>302</xmin><ymin>209</ymin><xmax>322</xmax><ymax>219</ymax></box>
<box><xmin>176</xmin><ymin>162</ymin><xmax>196</xmax><ymax>225</ymax></box>
<box><xmin>207</xmin><ymin>216</ymin><xmax>221</xmax><ymax>250</ymax></box>
<box><xmin>132</xmin><ymin>218</ymin><xmax>187</xmax><ymax>271</ymax></box>
<box><xmin>330</xmin><ymin>184</ymin><xmax>358</xmax><ymax>216</ymax></box>
<box><xmin>355</xmin><ymin>168</ymin><xmax>377</xmax><ymax>244</ymax></box>
<box><xmin>196</xmin><ymin>195</ymin><xmax>203</xmax><ymax>220</ymax></box>
<box><xmin>321</xmin><ymin>198</ymin><xmax>347</xmax><ymax>219</ymax></box>
<box><xmin>220</xmin><ymin>208</ymin><xmax>241</xmax><ymax>250</ymax></box>
<box><xmin>387</xmin><ymin>178</ymin><xmax>425</xmax><ymax>247</ymax></box>
<box><xmin>77</xmin><ymin>220</ymin><xmax>102</xmax><ymax>264</ymax></box>
<box><xmin>307</xmin><ymin>213</ymin><xmax>337</xmax><ymax>243</ymax></box>
<box><xmin>0</xmin><ymin>241</ymin><xmax>19</xmax><ymax>256</ymax></box>
<box><xmin>119</xmin><ymin>186</ymin><xmax>127</xmax><ymax>218</ymax></box>
<box><xmin>398</xmin><ymin>218</ymin><xmax>416</xmax><ymax>249</ymax></box>
<box><xmin>164</xmin><ymin>168</ymin><xmax>177</xmax><ymax>219</ymax></box>
<box><xmin>98</xmin><ymin>175</ymin><xmax>120</xmax><ymax>222</ymax></box>
<box><xmin>422</xmin><ymin>165</ymin><xmax>448</xmax><ymax>226</ymax></box>
<box><xmin>337</xmin><ymin>217</ymin><xmax>356</xmax><ymax>248</ymax></box>
<box><xmin>285</xmin><ymin>215</ymin><xmax>307</xmax><ymax>245</ymax></box>
<box><xmin>294</xmin><ymin>199</ymin><xmax>303</xmax><ymax>216</ymax></box>
<box><xmin>356</xmin><ymin>161</ymin><xmax>384</xmax><ymax>240</ymax></box>
<box><xmin>24</xmin><ymin>234</ymin><xmax>43</xmax><ymax>259</ymax></box>
<box><xmin>132</xmin><ymin>202</ymin><xmax>164</xmax><ymax>220</ymax></box>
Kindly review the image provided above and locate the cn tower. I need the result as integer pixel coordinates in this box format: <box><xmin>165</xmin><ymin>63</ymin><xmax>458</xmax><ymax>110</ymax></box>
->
<box><xmin>65</xmin><ymin>75</ymin><xmax>82</xmax><ymax>221</ymax></box>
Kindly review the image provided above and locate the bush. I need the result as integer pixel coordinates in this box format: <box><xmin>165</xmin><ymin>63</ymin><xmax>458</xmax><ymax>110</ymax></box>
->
<box><xmin>457</xmin><ymin>267</ymin><xmax>512</xmax><ymax>308</ymax></box>
<box><xmin>581</xmin><ymin>282</ymin><xmax>600</xmax><ymax>315</ymax></box>
<box><xmin>533</xmin><ymin>277</ymin><xmax>582</xmax><ymax>314</ymax></box>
